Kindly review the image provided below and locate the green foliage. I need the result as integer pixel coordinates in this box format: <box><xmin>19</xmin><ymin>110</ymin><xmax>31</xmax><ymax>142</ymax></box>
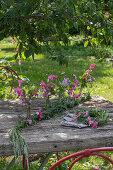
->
<box><xmin>93</xmin><ymin>48</ymin><xmax>111</xmax><ymax>61</ymax></box>
<box><xmin>0</xmin><ymin>0</ymin><xmax>113</xmax><ymax>60</ymax></box>
<box><xmin>9</xmin><ymin>128</ymin><xmax>29</xmax><ymax>170</ymax></box>
<box><xmin>76</xmin><ymin>109</ymin><xmax>108</xmax><ymax>126</ymax></box>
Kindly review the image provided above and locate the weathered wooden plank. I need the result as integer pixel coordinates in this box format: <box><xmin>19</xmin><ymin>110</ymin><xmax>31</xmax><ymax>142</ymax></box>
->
<box><xmin>0</xmin><ymin>96</ymin><xmax>113</xmax><ymax>156</ymax></box>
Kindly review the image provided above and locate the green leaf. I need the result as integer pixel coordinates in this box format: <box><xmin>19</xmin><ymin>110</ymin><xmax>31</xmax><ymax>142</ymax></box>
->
<box><xmin>84</xmin><ymin>40</ymin><xmax>89</xmax><ymax>47</ymax></box>
<box><xmin>74</xmin><ymin>22</ymin><xmax>78</xmax><ymax>30</ymax></box>
<box><xmin>87</xmin><ymin>26</ymin><xmax>90</xmax><ymax>30</ymax></box>
<box><xmin>0</xmin><ymin>13</ymin><xmax>4</xmax><ymax>17</ymax></box>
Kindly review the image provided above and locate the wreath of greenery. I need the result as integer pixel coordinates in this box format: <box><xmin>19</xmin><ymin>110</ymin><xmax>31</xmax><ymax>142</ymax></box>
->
<box><xmin>74</xmin><ymin>109</ymin><xmax>108</xmax><ymax>126</ymax></box>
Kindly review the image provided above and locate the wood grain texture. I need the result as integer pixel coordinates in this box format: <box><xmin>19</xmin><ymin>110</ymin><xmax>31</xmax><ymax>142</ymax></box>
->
<box><xmin>0</xmin><ymin>96</ymin><xmax>113</xmax><ymax>156</ymax></box>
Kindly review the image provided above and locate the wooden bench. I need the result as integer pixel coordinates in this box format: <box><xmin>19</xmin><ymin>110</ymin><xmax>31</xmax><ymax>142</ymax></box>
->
<box><xmin>1</xmin><ymin>95</ymin><xmax>113</xmax><ymax>157</ymax></box>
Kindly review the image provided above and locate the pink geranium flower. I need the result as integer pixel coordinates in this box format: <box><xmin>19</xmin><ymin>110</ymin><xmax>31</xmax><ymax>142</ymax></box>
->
<box><xmin>27</xmin><ymin>119</ymin><xmax>32</xmax><ymax>124</ymax></box>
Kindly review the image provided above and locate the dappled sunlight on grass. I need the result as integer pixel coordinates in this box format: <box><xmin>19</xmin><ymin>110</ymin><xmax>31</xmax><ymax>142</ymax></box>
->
<box><xmin>34</xmin><ymin>53</ymin><xmax>45</xmax><ymax>60</ymax></box>
<box><xmin>1</xmin><ymin>40</ymin><xmax>113</xmax><ymax>103</ymax></box>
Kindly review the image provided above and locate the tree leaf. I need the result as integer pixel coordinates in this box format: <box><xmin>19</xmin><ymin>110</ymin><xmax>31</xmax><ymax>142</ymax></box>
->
<box><xmin>84</xmin><ymin>40</ymin><xmax>89</xmax><ymax>47</ymax></box>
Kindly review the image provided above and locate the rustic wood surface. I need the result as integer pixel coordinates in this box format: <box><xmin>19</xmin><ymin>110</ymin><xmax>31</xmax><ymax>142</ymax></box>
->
<box><xmin>0</xmin><ymin>96</ymin><xmax>113</xmax><ymax>156</ymax></box>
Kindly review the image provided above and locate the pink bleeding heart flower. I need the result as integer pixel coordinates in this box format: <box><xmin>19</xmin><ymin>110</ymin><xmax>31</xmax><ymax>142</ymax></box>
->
<box><xmin>68</xmin><ymin>90</ymin><xmax>72</xmax><ymax>95</ymax></box>
<box><xmin>41</xmin><ymin>80</ymin><xmax>46</xmax><ymax>88</ymax></box>
<box><xmin>50</xmin><ymin>82</ymin><xmax>52</xmax><ymax>86</ymax></box>
<box><xmin>73</xmin><ymin>93</ymin><xmax>78</xmax><ymax>99</ymax></box>
<box><xmin>73</xmin><ymin>93</ymin><xmax>81</xmax><ymax>99</ymax></box>
<box><xmin>37</xmin><ymin>108</ymin><xmax>43</xmax><ymax>119</ymax></box>
<box><xmin>9</xmin><ymin>37</ymin><xmax>15</xmax><ymax>44</ymax></box>
<box><xmin>14</xmin><ymin>88</ymin><xmax>23</xmax><ymax>96</ymax></box>
<box><xmin>84</xmin><ymin>75</ymin><xmax>87</xmax><ymax>80</ymax></box>
<box><xmin>84</xmin><ymin>111</ymin><xmax>88</xmax><ymax>117</ymax></box>
<box><xmin>51</xmin><ymin>74</ymin><xmax>57</xmax><ymax>80</ymax></box>
<box><xmin>91</xmin><ymin>64</ymin><xmax>96</xmax><ymax>68</ymax></box>
<box><xmin>18</xmin><ymin>80</ymin><xmax>23</xmax><ymax>88</ymax></box>
<box><xmin>86</xmin><ymin>69</ymin><xmax>90</xmax><ymax>74</ymax></box>
<box><xmin>18</xmin><ymin>60</ymin><xmax>21</xmax><ymax>65</ymax></box>
<box><xmin>27</xmin><ymin>119</ymin><xmax>32</xmax><ymax>125</ymax></box>
<box><xmin>87</xmin><ymin>117</ymin><xmax>94</xmax><ymax>125</ymax></box>
<box><xmin>73</xmin><ymin>80</ymin><xmax>79</xmax><ymax>86</ymax></box>
<box><xmin>48</xmin><ymin>74</ymin><xmax>57</xmax><ymax>81</ymax></box>
<box><xmin>92</xmin><ymin>121</ymin><xmax>98</xmax><ymax>128</ymax></box>
<box><xmin>71</xmin><ymin>87</ymin><xmax>76</xmax><ymax>90</ymax></box>
<box><xmin>89</xmin><ymin>66</ymin><xmax>92</xmax><ymax>70</ymax></box>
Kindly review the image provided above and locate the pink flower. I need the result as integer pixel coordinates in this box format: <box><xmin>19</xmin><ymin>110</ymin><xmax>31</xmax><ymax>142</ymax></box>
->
<box><xmin>72</xmin><ymin>74</ymin><xmax>77</xmax><ymax>79</ymax></box>
<box><xmin>54</xmin><ymin>75</ymin><xmax>57</xmax><ymax>80</ymax></box>
<box><xmin>37</xmin><ymin>108</ymin><xmax>43</xmax><ymax>119</ymax></box>
<box><xmin>92</xmin><ymin>121</ymin><xmax>98</xmax><ymax>128</ymax></box>
<box><xmin>48</xmin><ymin>75</ymin><xmax>52</xmax><ymax>80</ymax></box>
<box><xmin>27</xmin><ymin>119</ymin><xmax>32</xmax><ymax>124</ymax></box>
<box><xmin>86</xmin><ymin>69</ymin><xmax>90</xmax><ymax>74</ymax></box>
<box><xmin>93</xmin><ymin>167</ymin><xmax>99</xmax><ymax>170</ymax></box>
<box><xmin>68</xmin><ymin>90</ymin><xmax>72</xmax><ymax>95</ymax></box>
<box><xmin>41</xmin><ymin>80</ymin><xmax>46</xmax><ymax>88</ymax></box>
<box><xmin>89</xmin><ymin>66</ymin><xmax>92</xmax><ymax>70</ymax></box>
<box><xmin>84</xmin><ymin>75</ymin><xmax>87</xmax><ymax>80</ymax></box>
<box><xmin>84</xmin><ymin>111</ymin><xmax>88</xmax><ymax>117</ymax></box>
<box><xmin>91</xmin><ymin>64</ymin><xmax>96</xmax><ymax>68</ymax></box>
<box><xmin>18</xmin><ymin>60</ymin><xmax>21</xmax><ymax>65</ymax></box>
<box><xmin>78</xmin><ymin>93</ymin><xmax>81</xmax><ymax>98</ymax></box>
<box><xmin>73</xmin><ymin>80</ymin><xmax>79</xmax><ymax>86</ymax></box>
<box><xmin>14</xmin><ymin>88</ymin><xmax>22</xmax><ymax>95</ymax></box>
<box><xmin>71</xmin><ymin>87</ymin><xmax>76</xmax><ymax>90</ymax></box>
<box><xmin>9</xmin><ymin>37</ymin><xmax>15</xmax><ymax>44</ymax></box>
<box><xmin>73</xmin><ymin>93</ymin><xmax>78</xmax><ymax>99</ymax></box>
<box><xmin>50</xmin><ymin>82</ymin><xmax>52</xmax><ymax>86</ymax></box>
<box><xmin>48</xmin><ymin>74</ymin><xmax>57</xmax><ymax>81</ymax></box>
<box><xmin>87</xmin><ymin>117</ymin><xmax>94</xmax><ymax>125</ymax></box>
<box><xmin>18</xmin><ymin>80</ymin><xmax>23</xmax><ymax>88</ymax></box>
<box><xmin>73</xmin><ymin>93</ymin><xmax>81</xmax><ymax>99</ymax></box>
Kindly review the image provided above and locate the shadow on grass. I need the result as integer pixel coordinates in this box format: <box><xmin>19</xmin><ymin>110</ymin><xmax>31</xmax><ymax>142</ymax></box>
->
<box><xmin>1</xmin><ymin>47</ymin><xmax>15</xmax><ymax>52</ymax></box>
<box><xmin>1</xmin><ymin>44</ymin><xmax>113</xmax><ymax>90</ymax></box>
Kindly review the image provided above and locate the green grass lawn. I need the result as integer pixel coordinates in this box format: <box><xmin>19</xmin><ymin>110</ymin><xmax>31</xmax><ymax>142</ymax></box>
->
<box><xmin>1</xmin><ymin>39</ymin><xmax>113</xmax><ymax>102</ymax></box>
<box><xmin>1</xmin><ymin>38</ymin><xmax>113</xmax><ymax>169</ymax></box>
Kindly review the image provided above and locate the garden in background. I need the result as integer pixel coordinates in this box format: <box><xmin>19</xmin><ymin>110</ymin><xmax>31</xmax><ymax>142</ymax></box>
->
<box><xmin>1</xmin><ymin>37</ymin><xmax>113</xmax><ymax>102</ymax></box>
<box><xmin>1</xmin><ymin>37</ymin><xmax>113</xmax><ymax>170</ymax></box>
